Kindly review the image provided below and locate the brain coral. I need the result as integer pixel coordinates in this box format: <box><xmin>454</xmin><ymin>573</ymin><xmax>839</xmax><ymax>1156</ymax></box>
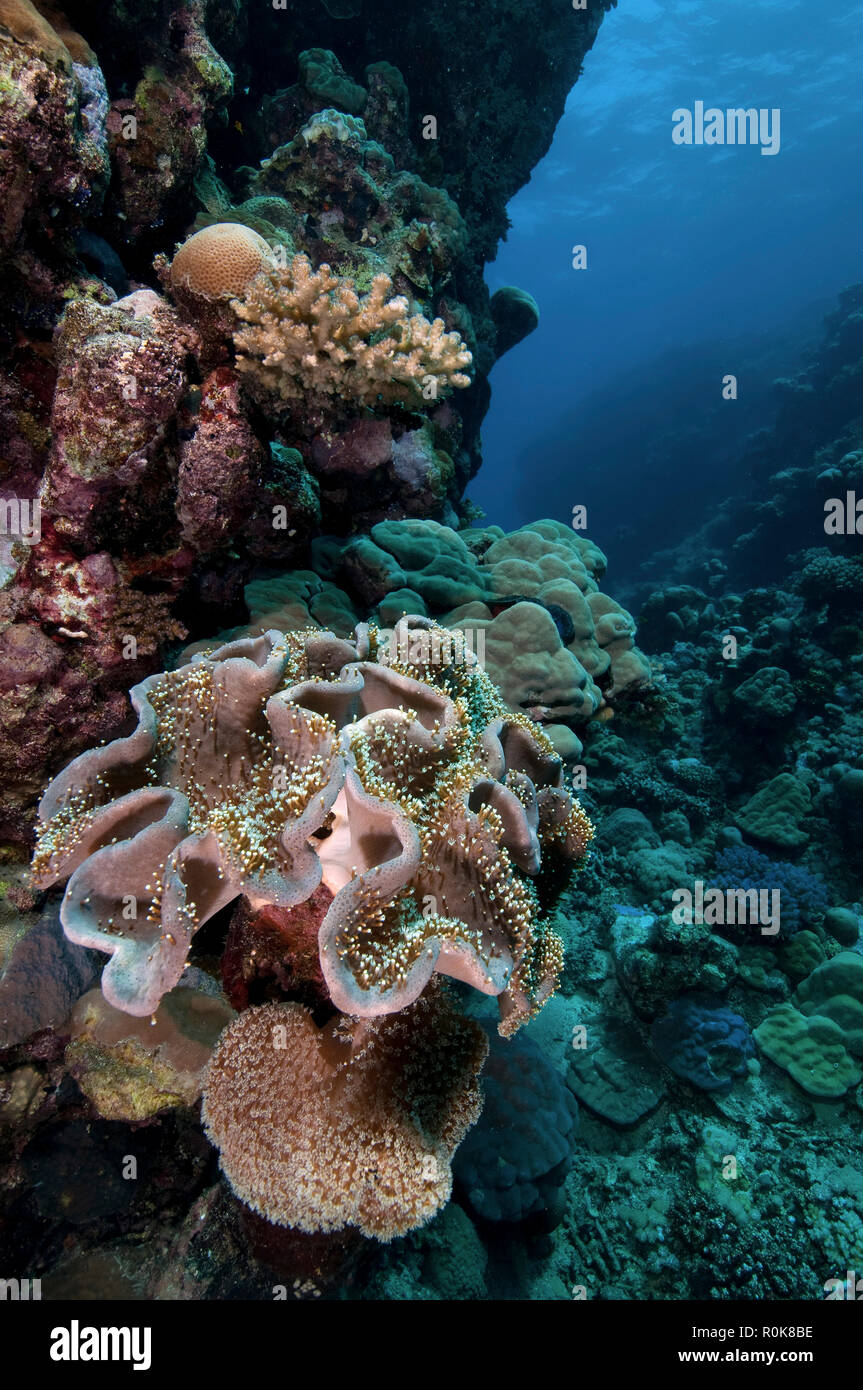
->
<box><xmin>168</xmin><ymin>222</ymin><xmax>275</xmax><ymax>300</ymax></box>
<box><xmin>33</xmin><ymin>616</ymin><xmax>591</xmax><ymax>1034</ymax></box>
<box><xmin>202</xmin><ymin>985</ymin><xmax>487</xmax><ymax>1240</ymax></box>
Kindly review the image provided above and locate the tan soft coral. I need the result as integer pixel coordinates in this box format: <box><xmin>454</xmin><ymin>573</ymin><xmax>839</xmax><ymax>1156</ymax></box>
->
<box><xmin>231</xmin><ymin>253</ymin><xmax>472</xmax><ymax>411</ymax></box>
<box><xmin>34</xmin><ymin>616</ymin><xmax>593</xmax><ymax>1240</ymax></box>
<box><xmin>202</xmin><ymin>985</ymin><xmax>488</xmax><ymax>1240</ymax></box>
<box><xmin>32</xmin><ymin>631</ymin><xmax>346</xmax><ymax>1015</ymax></box>
<box><xmin>34</xmin><ymin>617</ymin><xmax>590</xmax><ymax>1033</ymax></box>
<box><xmin>312</xmin><ymin>617</ymin><xmax>593</xmax><ymax>1035</ymax></box>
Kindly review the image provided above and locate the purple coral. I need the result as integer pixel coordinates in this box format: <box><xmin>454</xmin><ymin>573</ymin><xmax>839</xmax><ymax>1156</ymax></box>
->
<box><xmin>712</xmin><ymin>845</ymin><xmax>829</xmax><ymax>936</ymax></box>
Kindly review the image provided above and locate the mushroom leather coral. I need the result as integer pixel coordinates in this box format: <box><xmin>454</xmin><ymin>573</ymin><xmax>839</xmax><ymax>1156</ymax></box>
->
<box><xmin>33</xmin><ymin>617</ymin><xmax>592</xmax><ymax>1032</ymax></box>
<box><xmin>32</xmin><ymin>631</ymin><xmax>345</xmax><ymax>1015</ymax></box>
<box><xmin>202</xmin><ymin>985</ymin><xmax>488</xmax><ymax>1240</ymax></box>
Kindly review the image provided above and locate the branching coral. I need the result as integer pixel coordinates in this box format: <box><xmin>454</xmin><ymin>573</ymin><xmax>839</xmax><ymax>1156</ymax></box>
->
<box><xmin>231</xmin><ymin>253</ymin><xmax>472</xmax><ymax>411</ymax></box>
<box><xmin>33</xmin><ymin>616</ymin><xmax>591</xmax><ymax>1033</ymax></box>
<box><xmin>712</xmin><ymin>845</ymin><xmax>829</xmax><ymax>937</ymax></box>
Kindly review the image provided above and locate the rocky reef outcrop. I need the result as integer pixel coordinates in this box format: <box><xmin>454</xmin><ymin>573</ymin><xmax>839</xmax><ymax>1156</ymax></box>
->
<box><xmin>0</xmin><ymin>0</ymin><xmax>617</xmax><ymax>850</ymax></box>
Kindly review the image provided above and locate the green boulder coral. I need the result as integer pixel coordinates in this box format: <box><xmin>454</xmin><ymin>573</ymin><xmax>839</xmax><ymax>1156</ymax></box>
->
<box><xmin>735</xmin><ymin>773</ymin><xmax>812</xmax><ymax>850</ymax></box>
<box><xmin>755</xmin><ymin>953</ymin><xmax>863</xmax><ymax>1097</ymax></box>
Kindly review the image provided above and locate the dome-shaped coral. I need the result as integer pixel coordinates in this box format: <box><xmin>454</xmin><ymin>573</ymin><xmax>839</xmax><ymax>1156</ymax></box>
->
<box><xmin>168</xmin><ymin>222</ymin><xmax>274</xmax><ymax>300</ymax></box>
<box><xmin>454</xmin><ymin>1020</ymin><xmax>578</xmax><ymax>1225</ymax></box>
<box><xmin>202</xmin><ymin>986</ymin><xmax>488</xmax><ymax>1240</ymax></box>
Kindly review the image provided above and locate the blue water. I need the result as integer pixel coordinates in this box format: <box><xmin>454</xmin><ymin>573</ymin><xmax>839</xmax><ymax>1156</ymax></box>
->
<box><xmin>474</xmin><ymin>0</ymin><xmax>863</xmax><ymax>558</ymax></box>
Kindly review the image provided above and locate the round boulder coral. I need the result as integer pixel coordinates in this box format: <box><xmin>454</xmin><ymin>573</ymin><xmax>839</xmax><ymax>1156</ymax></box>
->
<box><xmin>453</xmin><ymin>1020</ymin><xmax>578</xmax><ymax>1226</ymax></box>
<box><xmin>651</xmin><ymin>996</ymin><xmax>756</xmax><ymax>1093</ymax></box>
<box><xmin>169</xmin><ymin>223</ymin><xmax>274</xmax><ymax>300</ymax></box>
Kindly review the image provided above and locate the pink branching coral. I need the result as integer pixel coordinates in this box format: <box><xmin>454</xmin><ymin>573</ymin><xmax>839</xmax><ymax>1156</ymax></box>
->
<box><xmin>231</xmin><ymin>253</ymin><xmax>473</xmax><ymax>410</ymax></box>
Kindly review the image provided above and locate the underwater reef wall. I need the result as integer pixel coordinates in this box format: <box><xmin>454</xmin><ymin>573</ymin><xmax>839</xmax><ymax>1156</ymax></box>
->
<box><xmin>0</xmin><ymin>0</ymin><xmax>617</xmax><ymax>846</ymax></box>
<box><xmin>1</xmin><ymin>2</ymin><xmax>862</xmax><ymax>1311</ymax></box>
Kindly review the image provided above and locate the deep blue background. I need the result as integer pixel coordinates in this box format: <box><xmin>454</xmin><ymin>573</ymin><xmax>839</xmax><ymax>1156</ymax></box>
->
<box><xmin>472</xmin><ymin>0</ymin><xmax>863</xmax><ymax>578</ymax></box>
